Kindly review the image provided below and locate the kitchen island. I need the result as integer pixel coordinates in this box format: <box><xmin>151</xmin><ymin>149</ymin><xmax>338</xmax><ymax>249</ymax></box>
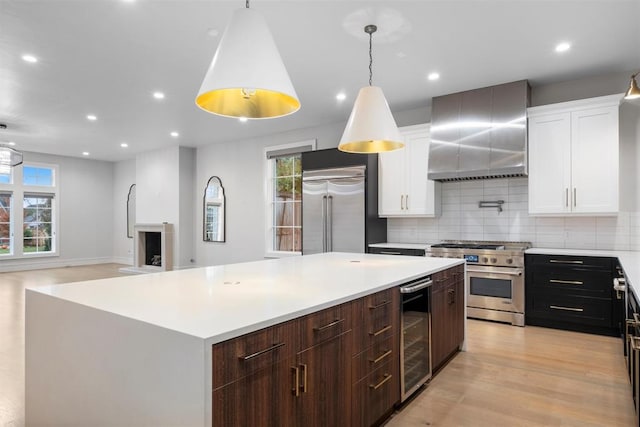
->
<box><xmin>26</xmin><ymin>252</ymin><xmax>464</xmax><ymax>426</ymax></box>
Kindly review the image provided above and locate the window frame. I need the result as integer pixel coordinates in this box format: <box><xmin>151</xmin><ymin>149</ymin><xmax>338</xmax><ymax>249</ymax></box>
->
<box><xmin>0</xmin><ymin>162</ymin><xmax>59</xmax><ymax>259</ymax></box>
<box><xmin>264</xmin><ymin>140</ymin><xmax>316</xmax><ymax>258</ymax></box>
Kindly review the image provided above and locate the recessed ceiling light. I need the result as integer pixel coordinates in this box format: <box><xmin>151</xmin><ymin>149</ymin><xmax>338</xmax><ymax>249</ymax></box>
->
<box><xmin>153</xmin><ymin>92</ymin><xmax>165</xmax><ymax>100</ymax></box>
<box><xmin>427</xmin><ymin>72</ymin><xmax>440</xmax><ymax>81</ymax></box>
<box><xmin>207</xmin><ymin>28</ymin><xmax>220</xmax><ymax>38</ymax></box>
<box><xmin>87</xmin><ymin>114</ymin><xmax>97</xmax><ymax>121</ymax></box>
<box><xmin>397</xmin><ymin>52</ymin><xmax>407</xmax><ymax>58</ymax></box>
<box><xmin>7</xmin><ymin>142</ymin><xmax>16</xmax><ymax>146</ymax></box>
<box><xmin>555</xmin><ymin>42</ymin><xmax>571</xmax><ymax>53</ymax></box>
<box><xmin>22</xmin><ymin>54</ymin><xmax>38</xmax><ymax>63</ymax></box>
<box><xmin>120</xmin><ymin>143</ymin><xmax>129</xmax><ymax>148</ymax></box>
<box><xmin>82</xmin><ymin>152</ymin><xmax>90</xmax><ymax>156</ymax></box>
<box><xmin>238</xmin><ymin>117</ymin><xmax>248</xmax><ymax>123</ymax></box>
<box><xmin>170</xmin><ymin>131</ymin><xmax>179</xmax><ymax>137</ymax></box>
<box><xmin>336</xmin><ymin>92</ymin><xmax>347</xmax><ymax>101</ymax></box>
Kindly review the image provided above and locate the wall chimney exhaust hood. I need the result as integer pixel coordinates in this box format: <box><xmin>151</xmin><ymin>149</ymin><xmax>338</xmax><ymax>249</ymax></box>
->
<box><xmin>428</xmin><ymin>80</ymin><xmax>530</xmax><ymax>181</ymax></box>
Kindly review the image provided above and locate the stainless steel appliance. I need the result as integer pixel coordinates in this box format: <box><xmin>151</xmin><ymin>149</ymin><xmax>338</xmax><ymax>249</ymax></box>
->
<box><xmin>428</xmin><ymin>80</ymin><xmax>530</xmax><ymax>181</ymax></box>
<box><xmin>301</xmin><ymin>148</ymin><xmax>386</xmax><ymax>254</ymax></box>
<box><xmin>399</xmin><ymin>276</ymin><xmax>432</xmax><ymax>401</ymax></box>
<box><xmin>427</xmin><ymin>240</ymin><xmax>531</xmax><ymax>326</ymax></box>
<box><xmin>302</xmin><ymin>166</ymin><xmax>365</xmax><ymax>254</ymax></box>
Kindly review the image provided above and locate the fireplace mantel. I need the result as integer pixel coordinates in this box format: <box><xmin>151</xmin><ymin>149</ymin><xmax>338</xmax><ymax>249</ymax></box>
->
<box><xmin>122</xmin><ymin>223</ymin><xmax>173</xmax><ymax>274</ymax></box>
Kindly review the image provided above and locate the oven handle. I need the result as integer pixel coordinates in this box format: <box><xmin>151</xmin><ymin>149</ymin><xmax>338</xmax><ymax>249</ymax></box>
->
<box><xmin>466</xmin><ymin>267</ymin><xmax>523</xmax><ymax>276</ymax></box>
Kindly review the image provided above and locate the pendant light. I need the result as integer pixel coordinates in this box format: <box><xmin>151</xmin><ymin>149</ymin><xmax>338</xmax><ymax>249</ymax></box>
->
<box><xmin>624</xmin><ymin>72</ymin><xmax>640</xmax><ymax>100</ymax></box>
<box><xmin>196</xmin><ymin>0</ymin><xmax>300</xmax><ymax>119</ymax></box>
<box><xmin>338</xmin><ymin>25</ymin><xmax>403</xmax><ymax>154</ymax></box>
<box><xmin>0</xmin><ymin>144</ymin><xmax>23</xmax><ymax>173</ymax></box>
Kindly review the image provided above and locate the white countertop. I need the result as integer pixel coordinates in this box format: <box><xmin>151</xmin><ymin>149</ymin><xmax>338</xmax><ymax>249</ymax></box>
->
<box><xmin>527</xmin><ymin>247</ymin><xmax>640</xmax><ymax>296</ymax></box>
<box><xmin>369</xmin><ymin>242</ymin><xmax>431</xmax><ymax>250</ymax></box>
<box><xmin>28</xmin><ymin>252</ymin><xmax>463</xmax><ymax>343</ymax></box>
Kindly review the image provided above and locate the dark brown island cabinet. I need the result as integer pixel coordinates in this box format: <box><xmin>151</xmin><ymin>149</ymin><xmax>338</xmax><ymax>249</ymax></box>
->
<box><xmin>431</xmin><ymin>264</ymin><xmax>466</xmax><ymax>371</ymax></box>
<box><xmin>211</xmin><ymin>264</ymin><xmax>464</xmax><ymax>427</ymax></box>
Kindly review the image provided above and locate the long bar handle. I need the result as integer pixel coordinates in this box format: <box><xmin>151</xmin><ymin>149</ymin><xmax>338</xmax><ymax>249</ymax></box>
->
<box><xmin>327</xmin><ymin>195</ymin><xmax>333</xmax><ymax>252</ymax></box>
<box><xmin>565</xmin><ymin>188</ymin><xmax>569</xmax><ymax>208</ymax></box>
<box><xmin>549</xmin><ymin>279</ymin><xmax>583</xmax><ymax>285</ymax></box>
<box><xmin>574</xmin><ymin>188</ymin><xmax>577</xmax><ymax>207</ymax></box>
<box><xmin>447</xmin><ymin>288</ymin><xmax>455</xmax><ymax>304</ymax></box>
<box><xmin>321</xmin><ymin>195</ymin><xmax>327</xmax><ymax>252</ymax></box>
<box><xmin>406</xmin><ymin>195</ymin><xmax>409</xmax><ymax>210</ymax></box>
<box><xmin>400</xmin><ymin>195</ymin><xmax>404</xmax><ymax>210</ymax></box>
<box><xmin>549</xmin><ymin>259</ymin><xmax>583</xmax><ymax>264</ymax></box>
<box><xmin>292</xmin><ymin>366</ymin><xmax>300</xmax><ymax>397</ymax></box>
<box><xmin>300</xmin><ymin>363</ymin><xmax>308</xmax><ymax>393</ymax></box>
<box><xmin>369</xmin><ymin>300</ymin><xmax>391</xmax><ymax>310</ymax></box>
<box><xmin>369</xmin><ymin>325</ymin><xmax>392</xmax><ymax>337</ymax></box>
<box><xmin>313</xmin><ymin>318</ymin><xmax>344</xmax><ymax>332</ymax></box>
<box><xmin>400</xmin><ymin>279</ymin><xmax>433</xmax><ymax>293</ymax></box>
<box><xmin>379</xmin><ymin>251</ymin><xmax>402</xmax><ymax>255</ymax></box>
<box><xmin>369</xmin><ymin>349</ymin><xmax>392</xmax><ymax>364</ymax></box>
<box><xmin>369</xmin><ymin>374</ymin><xmax>392</xmax><ymax>390</ymax></box>
<box><xmin>550</xmin><ymin>305</ymin><xmax>583</xmax><ymax>312</ymax></box>
<box><xmin>240</xmin><ymin>342</ymin><xmax>285</xmax><ymax>361</ymax></box>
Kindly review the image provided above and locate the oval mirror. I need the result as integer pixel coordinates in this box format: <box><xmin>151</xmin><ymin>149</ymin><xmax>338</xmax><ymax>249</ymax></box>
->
<box><xmin>203</xmin><ymin>176</ymin><xmax>225</xmax><ymax>242</ymax></box>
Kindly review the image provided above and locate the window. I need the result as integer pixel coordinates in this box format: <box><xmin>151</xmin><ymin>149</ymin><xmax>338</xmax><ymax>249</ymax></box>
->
<box><xmin>0</xmin><ymin>162</ymin><xmax>58</xmax><ymax>258</ymax></box>
<box><xmin>0</xmin><ymin>193</ymin><xmax>11</xmax><ymax>255</ymax></box>
<box><xmin>265</xmin><ymin>140</ymin><xmax>315</xmax><ymax>256</ymax></box>
<box><xmin>0</xmin><ymin>167</ymin><xmax>11</xmax><ymax>184</ymax></box>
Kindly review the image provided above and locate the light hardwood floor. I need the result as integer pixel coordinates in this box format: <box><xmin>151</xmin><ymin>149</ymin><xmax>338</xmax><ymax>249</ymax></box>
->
<box><xmin>0</xmin><ymin>264</ymin><xmax>636</xmax><ymax>426</ymax></box>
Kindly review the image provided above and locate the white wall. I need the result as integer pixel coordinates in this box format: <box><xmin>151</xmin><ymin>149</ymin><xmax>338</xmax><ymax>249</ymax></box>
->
<box><xmin>112</xmin><ymin>159</ymin><xmax>136</xmax><ymax>264</ymax></box>
<box><xmin>0</xmin><ymin>152</ymin><xmax>115</xmax><ymax>271</ymax></box>
<box><xmin>178</xmin><ymin>147</ymin><xmax>195</xmax><ymax>268</ymax></box>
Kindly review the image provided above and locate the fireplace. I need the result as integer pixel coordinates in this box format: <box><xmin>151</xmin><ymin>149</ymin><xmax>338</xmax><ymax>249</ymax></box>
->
<box><xmin>128</xmin><ymin>223</ymin><xmax>173</xmax><ymax>273</ymax></box>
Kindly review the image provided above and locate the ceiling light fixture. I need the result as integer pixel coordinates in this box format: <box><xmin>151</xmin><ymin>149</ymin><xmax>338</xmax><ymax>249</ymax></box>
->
<box><xmin>170</xmin><ymin>131</ymin><xmax>179</xmax><ymax>137</ymax></box>
<box><xmin>82</xmin><ymin>152</ymin><xmax>90</xmax><ymax>156</ymax></box>
<box><xmin>120</xmin><ymin>143</ymin><xmax>129</xmax><ymax>148</ymax></box>
<box><xmin>153</xmin><ymin>92</ymin><xmax>165</xmax><ymax>100</ymax></box>
<box><xmin>336</xmin><ymin>92</ymin><xmax>347</xmax><ymax>101</ymax></box>
<box><xmin>555</xmin><ymin>42</ymin><xmax>571</xmax><ymax>53</ymax></box>
<box><xmin>8</xmin><ymin>142</ymin><xmax>16</xmax><ymax>146</ymax></box>
<box><xmin>195</xmin><ymin>0</ymin><xmax>300</xmax><ymax>119</ymax></box>
<box><xmin>87</xmin><ymin>114</ymin><xmax>97</xmax><ymax>121</ymax></box>
<box><xmin>428</xmin><ymin>72</ymin><xmax>440</xmax><ymax>81</ymax></box>
<box><xmin>624</xmin><ymin>72</ymin><xmax>640</xmax><ymax>100</ymax></box>
<box><xmin>0</xmin><ymin>125</ymin><xmax>23</xmax><ymax>171</ymax></box>
<box><xmin>22</xmin><ymin>54</ymin><xmax>38</xmax><ymax>63</ymax></box>
<box><xmin>338</xmin><ymin>25</ymin><xmax>403</xmax><ymax>154</ymax></box>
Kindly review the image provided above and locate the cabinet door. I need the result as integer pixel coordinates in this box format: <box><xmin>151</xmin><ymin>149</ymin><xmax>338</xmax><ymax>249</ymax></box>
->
<box><xmin>212</xmin><ymin>356</ymin><xmax>297</xmax><ymax>427</ymax></box>
<box><xmin>405</xmin><ymin>128</ymin><xmax>439</xmax><ymax>216</ymax></box>
<box><xmin>528</xmin><ymin>112</ymin><xmax>572</xmax><ymax>214</ymax></box>
<box><xmin>378</xmin><ymin>146</ymin><xmax>405</xmax><ymax>216</ymax></box>
<box><xmin>571</xmin><ymin>106</ymin><xmax>619</xmax><ymax>214</ymax></box>
<box><xmin>296</xmin><ymin>331</ymin><xmax>352</xmax><ymax>427</ymax></box>
<box><xmin>430</xmin><ymin>286</ymin><xmax>447</xmax><ymax>371</ymax></box>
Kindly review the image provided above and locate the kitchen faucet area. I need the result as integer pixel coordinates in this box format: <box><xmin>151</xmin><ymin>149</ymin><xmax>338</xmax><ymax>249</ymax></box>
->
<box><xmin>1</xmin><ymin>0</ymin><xmax>640</xmax><ymax>426</ymax></box>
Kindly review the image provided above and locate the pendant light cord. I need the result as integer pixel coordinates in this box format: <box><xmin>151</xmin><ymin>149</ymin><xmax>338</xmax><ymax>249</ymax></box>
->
<box><xmin>368</xmin><ymin>31</ymin><xmax>373</xmax><ymax>86</ymax></box>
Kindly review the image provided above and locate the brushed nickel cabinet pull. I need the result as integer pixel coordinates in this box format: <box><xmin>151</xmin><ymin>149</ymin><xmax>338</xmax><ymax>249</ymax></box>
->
<box><xmin>369</xmin><ymin>373</ymin><xmax>392</xmax><ymax>390</ymax></box>
<box><xmin>240</xmin><ymin>342</ymin><xmax>285</xmax><ymax>361</ymax></box>
<box><xmin>369</xmin><ymin>349</ymin><xmax>392</xmax><ymax>364</ymax></box>
<box><xmin>379</xmin><ymin>251</ymin><xmax>401</xmax><ymax>255</ymax></box>
<box><xmin>549</xmin><ymin>259</ymin><xmax>583</xmax><ymax>264</ymax></box>
<box><xmin>369</xmin><ymin>325</ymin><xmax>392</xmax><ymax>337</ymax></box>
<box><xmin>369</xmin><ymin>300</ymin><xmax>391</xmax><ymax>310</ymax></box>
<box><xmin>406</xmin><ymin>195</ymin><xmax>409</xmax><ymax>210</ymax></box>
<box><xmin>300</xmin><ymin>364</ymin><xmax>308</xmax><ymax>393</ymax></box>
<box><xmin>574</xmin><ymin>188</ymin><xmax>577</xmax><ymax>207</ymax></box>
<box><xmin>550</xmin><ymin>305</ymin><xmax>583</xmax><ymax>312</ymax></box>
<box><xmin>292</xmin><ymin>366</ymin><xmax>300</xmax><ymax>397</ymax></box>
<box><xmin>313</xmin><ymin>318</ymin><xmax>344</xmax><ymax>332</ymax></box>
<box><xmin>400</xmin><ymin>195</ymin><xmax>404</xmax><ymax>210</ymax></box>
<box><xmin>549</xmin><ymin>279</ymin><xmax>584</xmax><ymax>285</ymax></box>
<box><xmin>565</xmin><ymin>188</ymin><xmax>569</xmax><ymax>207</ymax></box>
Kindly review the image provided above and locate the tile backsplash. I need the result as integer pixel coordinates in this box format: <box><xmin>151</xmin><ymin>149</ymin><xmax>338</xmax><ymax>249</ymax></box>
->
<box><xmin>387</xmin><ymin>178</ymin><xmax>640</xmax><ymax>251</ymax></box>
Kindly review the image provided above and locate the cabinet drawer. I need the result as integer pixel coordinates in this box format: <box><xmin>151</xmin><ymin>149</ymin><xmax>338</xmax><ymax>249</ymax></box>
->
<box><xmin>527</xmin><ymin>254</ymin><xmax>613</xmax><ymax>270</ymax></box>
<box><xmin>529</xmin><ymin>294</ymin><xmax>612</xmax><ymax>327</ymax></box>
<box><xmin>212</xmin><ymin>320</ymin><xmax>298</xmax><ymax>389</ymax></box>
<box><xmin>352</xmin><ymin>302</ymin><xmax>399</xmax><ymax>355</ymax></box>
<box><xmin>299</xmin><ymin>303</ymin><xmax>352</xmax><ymax>351</ymax></box>
<box><xmin>351</xmin><ymin>355</ymin><xmax>399</xmax><ymax>427</ymax></box>
<box><xmin>432</xmin><ymin>265</ymin><xmax>463</xmax><ymax>292</ymax></box>
<box><xmin>368</xmin><ymin>247</ymin><xmax>426</xmax><ymax>257</ymax></box>
<box><xmin>531</xmin><ymin>269</ymin><xmax>613</xmax><ymax>298</ymax></box>
<box><xmin>352</xmin><ymin>335</ymin><xmax>396</xmax><ymax>383</ymax></box>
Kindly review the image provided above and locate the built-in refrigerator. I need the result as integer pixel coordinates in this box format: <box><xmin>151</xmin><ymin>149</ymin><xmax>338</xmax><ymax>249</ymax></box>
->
<box><xmin>301</xmin><ymin>149</ymin><xmax>386</xmax><ymax>255</ymax></box>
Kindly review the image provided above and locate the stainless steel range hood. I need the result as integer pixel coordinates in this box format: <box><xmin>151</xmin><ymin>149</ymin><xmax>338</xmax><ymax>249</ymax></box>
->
<box><xmin>428</xmin><ymin>80</ymin><xmax>530</xmax><ymax>181</ymax></box>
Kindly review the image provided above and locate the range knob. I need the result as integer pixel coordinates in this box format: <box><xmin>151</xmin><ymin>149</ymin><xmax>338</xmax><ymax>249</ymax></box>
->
<box><xmin>482</xmin><ymin>257</ymin><xmax>489</xmax><ymax>263</ymax></box>
<box><xmin>491</xmin><ymin>258</ymin><xmax>498</xmax><ymax>263</ymax></box>
<box><xmin>506</xmin><ymin>258</ymin><xmax>513</xmax><ymax>264</ymax></box>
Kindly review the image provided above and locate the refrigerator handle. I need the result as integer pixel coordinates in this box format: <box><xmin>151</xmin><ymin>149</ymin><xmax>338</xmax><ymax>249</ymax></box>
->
<box><xmin>327</xmin><ymin>195</ymin><xmax>333</xmax><ymax>252</ymax></box>
<box><xmin>322</xmin><ymin>195</ymin><xmax>327</xmax><ymax>252</ymax></box>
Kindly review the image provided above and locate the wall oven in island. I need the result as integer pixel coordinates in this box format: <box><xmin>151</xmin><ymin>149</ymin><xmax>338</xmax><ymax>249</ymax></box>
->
<box><xmin>399</xmin><ymin>275</ymin><xmax>432</xmax><ymax>401</ymax></box>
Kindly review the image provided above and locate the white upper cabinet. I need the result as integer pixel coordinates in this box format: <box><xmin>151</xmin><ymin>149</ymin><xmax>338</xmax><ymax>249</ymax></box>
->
<box><xmin>378</xmin><ymin>124</ymin><xmax>441</xmax><ymax>217</ymax></box>
<box><xmin>528</xmin><ymin>94</ymin><xmax>620</xmax><ymax>215</ymax></box>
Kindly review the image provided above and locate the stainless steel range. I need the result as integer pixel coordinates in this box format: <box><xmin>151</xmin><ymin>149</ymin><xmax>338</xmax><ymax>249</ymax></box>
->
<box><xmin>426</xmin><ymin>240</ymin><xmax>531</xmax><ymax>326</ymax></box>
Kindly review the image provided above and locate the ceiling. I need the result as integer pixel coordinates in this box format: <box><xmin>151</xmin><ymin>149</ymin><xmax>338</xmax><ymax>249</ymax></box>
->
<box><xmin>1</xmin><ymin>0</ymin><xmax>639</xmax><ymax>162</ymax></box>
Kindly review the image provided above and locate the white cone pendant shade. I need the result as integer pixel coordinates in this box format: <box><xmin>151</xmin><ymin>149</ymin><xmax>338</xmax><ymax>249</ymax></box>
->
<box><xmin>196</xmin><ymin>8</ymin><xmax>300</xmax><ymax>119</ymax></box>
<box><xmin>338</xmin><ymin>86</ymin><xmax>404</xmax><ymax>153</ymax></box>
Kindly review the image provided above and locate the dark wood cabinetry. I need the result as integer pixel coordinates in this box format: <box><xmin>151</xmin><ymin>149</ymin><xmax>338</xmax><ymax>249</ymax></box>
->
<box><xmin>431</xmin><ymin>264</ymin><xmax>465</xmax><ymax>371</ymax></box>
<box><xmin>525</xmin><ymin>254</ymin><xmax>617</xmax><ymax>336</ymax></box>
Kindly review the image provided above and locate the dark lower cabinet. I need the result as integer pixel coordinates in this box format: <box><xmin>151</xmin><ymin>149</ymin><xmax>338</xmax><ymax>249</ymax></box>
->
<box><xmin>431</xmin><ymin>264</ymin><xmax>465</xmax><ymax>371</ymax></box>
<box><xmin>525</xmin><ymin>254</ymin><xmax>617</xmax><ymax>336</ymax></box>
<box><xmin>351</xmin><ymin>353</ymin><xmax>399</xmax><ymax>427</ymax></box>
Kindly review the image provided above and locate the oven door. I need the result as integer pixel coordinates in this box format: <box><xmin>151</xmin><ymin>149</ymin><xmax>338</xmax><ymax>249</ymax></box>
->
<box><xmin>467</xmin><ymin>265</ymin><xmax>524</xmax><ymax>314</ymax></box>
